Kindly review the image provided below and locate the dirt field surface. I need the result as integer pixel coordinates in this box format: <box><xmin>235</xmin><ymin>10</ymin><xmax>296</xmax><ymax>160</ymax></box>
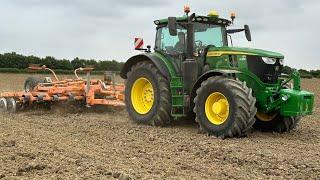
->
<box><xmin>0</xmin><ymin>73</ymin><xmax>319</xmax><ymax>179</ymax></box>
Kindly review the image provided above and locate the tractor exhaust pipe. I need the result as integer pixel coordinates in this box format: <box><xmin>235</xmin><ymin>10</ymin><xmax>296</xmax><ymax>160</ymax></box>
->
<box><xmin>183</xmin><ymin>14</ymin><xmax>198</xmax><ymax>94</ymax></box>
<box><xmin>186</xmin><ymin>22</ymin><xmax>194</xmax><ymax>60</ymax></box>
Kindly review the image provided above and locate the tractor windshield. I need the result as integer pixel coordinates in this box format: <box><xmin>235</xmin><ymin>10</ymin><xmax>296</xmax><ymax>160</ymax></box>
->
<box><xmin>154</xmin><ymin>22</ymin><xmax>227</xmax><ymax>55</ymax></box>
<box><xmin>194</xmin><ymin>23</ymin><xmax>227</xmax><ymax>47</ymax></box>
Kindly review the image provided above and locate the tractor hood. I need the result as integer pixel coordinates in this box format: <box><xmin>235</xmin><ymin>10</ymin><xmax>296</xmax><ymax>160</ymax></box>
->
<box><xmin>207</xmin><ymin>47</ymin><xmax>284</xmax><ymax>59</ymax></box>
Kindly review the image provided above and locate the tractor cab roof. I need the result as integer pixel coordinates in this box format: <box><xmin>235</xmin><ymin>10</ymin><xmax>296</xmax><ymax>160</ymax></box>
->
<box><xmin>154</xmin><ymin>14</ymin><xmax>231</xmax><ymax>27</ymax></box>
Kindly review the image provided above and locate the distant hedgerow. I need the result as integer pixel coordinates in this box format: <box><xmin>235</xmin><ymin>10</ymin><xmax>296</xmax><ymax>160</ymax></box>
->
<box><xmin>0</xmin><ymin>52</ymin><xmax>124</xmax><ymax>72</ymax></box>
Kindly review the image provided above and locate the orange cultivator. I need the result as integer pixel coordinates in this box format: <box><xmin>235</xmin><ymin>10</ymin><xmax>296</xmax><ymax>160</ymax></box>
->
<box><xmin>0</xmin><ymin>65</ymin><xmax>125</xmax><ymax>113</ymax></box>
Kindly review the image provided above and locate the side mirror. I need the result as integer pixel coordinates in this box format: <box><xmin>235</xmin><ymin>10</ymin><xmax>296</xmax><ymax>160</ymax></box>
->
<box><xmin>244</xmin><ymin>25</ymin><xmax>252</xmax><ymax>41</ymax></box>
<box><xmin>168</xmin><ymin>17</ymin><xmax>177</xmax><ymax>36</ymax></box>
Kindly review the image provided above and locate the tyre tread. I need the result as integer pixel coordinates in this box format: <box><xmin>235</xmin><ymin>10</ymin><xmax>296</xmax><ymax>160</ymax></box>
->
<box><xmin>194</xmin><ymin>77</ymin><xmax>257</xmax><ymax>138</ymax></box>
<box><xmin>125</xmin><ymin>61</ymin><xmax>172</xmax><ymax>126</ymax></box>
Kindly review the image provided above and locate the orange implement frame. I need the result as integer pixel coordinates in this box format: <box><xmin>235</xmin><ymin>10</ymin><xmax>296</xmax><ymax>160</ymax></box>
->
<box><xmin>0</xmin><ymin>66</ymin><xmax>125</xmax><ymax>113</ymax></box>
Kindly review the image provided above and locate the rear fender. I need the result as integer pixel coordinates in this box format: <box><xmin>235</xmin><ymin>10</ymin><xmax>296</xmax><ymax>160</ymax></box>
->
<box><xmin>120</xmin><ymin>53</ymin><xmax>175</xmax><ymax>80</ymax></box>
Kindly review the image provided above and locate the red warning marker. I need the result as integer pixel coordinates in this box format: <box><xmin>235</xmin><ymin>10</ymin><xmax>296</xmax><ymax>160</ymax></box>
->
<box><xmin>134</xmin><ymin>38</ymin><xmax>144</xmax><ymax>50</ymax></box>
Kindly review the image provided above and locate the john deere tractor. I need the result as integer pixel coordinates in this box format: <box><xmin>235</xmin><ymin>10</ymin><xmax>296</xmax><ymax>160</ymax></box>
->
<box><xmin>121</xmin><ymin>8</ymin><xmax>314</xmax><ymax>138</ymax></box>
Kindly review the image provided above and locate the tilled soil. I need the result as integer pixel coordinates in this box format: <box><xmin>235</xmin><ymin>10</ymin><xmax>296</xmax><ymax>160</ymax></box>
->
<box><xmin>0</xmin><ymin>74</ymin><xmax>319</xmax><ymax>179</ymax></box>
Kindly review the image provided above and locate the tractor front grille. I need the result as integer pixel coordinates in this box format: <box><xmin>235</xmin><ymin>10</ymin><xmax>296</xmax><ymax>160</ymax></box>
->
<box><xmin>246</xmin><ymin>56</ymin><xmax>283</xmax><ymax>84</ymax></box>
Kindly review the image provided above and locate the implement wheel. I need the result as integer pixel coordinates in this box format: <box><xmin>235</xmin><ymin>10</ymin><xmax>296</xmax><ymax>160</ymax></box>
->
<box><xmin>24</xmin><ymin>77</ymin><xmax>43</xmax><ymax>92</ymax></box>
<box><xmin>254</xmin><ymin>112</ymin><xmax>301</xmax><ymax>133</ymax></box>
<box><xmin>125</xmin><ymin>61</ymin><xmax>172</xmax><ymax>126</ymax></box>
<box><xmin>194</xmin><ymin>77</ymin><xmax>257</xmax><ymax>138</ymax></box>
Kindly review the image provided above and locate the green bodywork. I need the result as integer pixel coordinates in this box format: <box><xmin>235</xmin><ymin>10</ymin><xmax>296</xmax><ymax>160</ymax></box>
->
<box><xmin>204</xmin><ymin>47</ymin><xmax>314</xmax><ymax>117</ymax></box>
<box><xmin>148</xmin><ymin>46</ymin><xmax>314</xmax><ymax>118</ymax></box>
<box><xmin>207</xmin><ymin>46</ymin><xmax>285</xmax><ymax>58</ymax></box>
<box><xmin>126</xmin><ymin>13</ymin><xmax>315</xmax><ymax>119</ymax></box>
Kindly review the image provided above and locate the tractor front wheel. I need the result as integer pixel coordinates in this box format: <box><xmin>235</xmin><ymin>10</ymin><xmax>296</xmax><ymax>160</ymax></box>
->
<box><xmin>254</xmin><ymin>112</ymin><xmax>301</xmax><ymax>133</ymax></box>
<box><xmin>194</xmin><ymin>77</ymin><xmax>257</xmax><ymax>138</ymax></box>
<box><xmin>125</xmin><ymin>61</ymin><xmax>172</xmax><ymax>126</ymax></box>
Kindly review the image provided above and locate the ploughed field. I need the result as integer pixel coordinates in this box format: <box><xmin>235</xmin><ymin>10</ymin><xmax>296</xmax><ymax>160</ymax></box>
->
<box><xmin>0</xmin><ymin>73</ymin><xmax>319</xmax><ymax>179</ymax></box>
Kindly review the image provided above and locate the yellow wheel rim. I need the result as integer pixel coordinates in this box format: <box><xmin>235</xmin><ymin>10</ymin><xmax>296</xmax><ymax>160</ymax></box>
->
<box><xmin>131</xmin><ymin>77</ymin><xmax>154</xmax><ymax>114</ymax></box>
<box><xmin>256</xmin><ymin>111</ymin><xmax>277</xmax><ymax>122</ymax></box>
<box><xmin>205</xmin><ymin>92</ymin><xmax>230</xmax><ymax>125</ymax></box>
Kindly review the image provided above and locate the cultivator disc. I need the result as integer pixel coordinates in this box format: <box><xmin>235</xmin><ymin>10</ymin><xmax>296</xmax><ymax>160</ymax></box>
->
<box><xmin>7</xmin><ymin>98</ymin><xmax>17</xmax><ymax>113</ymax></box>
<box><xmin>0</xmin><ymin>98</ymin><xmax>8</xmax><ymax>112</ymax></box>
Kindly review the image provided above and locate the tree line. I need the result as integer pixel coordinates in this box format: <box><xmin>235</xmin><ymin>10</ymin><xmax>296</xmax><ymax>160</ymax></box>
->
<box><xmin>0</xmin><ymin>52</ymin><xmax>319</xmax><ymax>78</ymax></box>
<box><xmin>283</xmin><ymin>66</ymin><xmax>320</xmax><ymax>79</ymax></box>
<box><xmin>0</xmin><ymin>52</ymin><xmax>124</xmax><ymax>73</ymax></box>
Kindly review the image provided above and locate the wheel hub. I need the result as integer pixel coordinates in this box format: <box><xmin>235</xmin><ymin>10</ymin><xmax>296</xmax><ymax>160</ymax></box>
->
<box><xmin>143</xmin><ymin>87</ymin><xmax>154</xmax><ymax>104</ymax></box>
<box><xmin>212</xmin><ymin>99</ymin><xmax>228</xmax><ymax>115</ymax></box>
<box><xmin>205</xmin><ymin>92</ymin><xmax>230</xmax><ymax>125</ymax></box>
<box><xmin>131</xmin><ymin>77</ymin><xmax>154</xmax><ymax>115</ymax></box>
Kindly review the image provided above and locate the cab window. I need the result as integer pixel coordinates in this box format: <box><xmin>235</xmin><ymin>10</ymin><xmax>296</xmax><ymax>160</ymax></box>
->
<box><xmin>155</xmin><ymin>25</ymin><xmax>187</xmax><ymax>55</ymax></box>
<box><xmin>194</xmin><ymin>23</ymin><xmax>226</xmax><ymax>47</ymax></box>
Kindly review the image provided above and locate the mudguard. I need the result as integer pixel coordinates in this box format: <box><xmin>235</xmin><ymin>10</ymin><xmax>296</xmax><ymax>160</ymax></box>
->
<box><xmin>120</xmin><ymin>53</ymin><xmax>176</xmax><ymax>79</ymax></box>
<box><xmin>191</xmin><ymin>69</ymin><xmax>242</xmax><ymax>102</ymax></box>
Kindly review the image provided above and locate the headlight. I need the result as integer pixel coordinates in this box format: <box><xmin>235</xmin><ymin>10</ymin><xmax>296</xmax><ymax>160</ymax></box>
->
<box><xmin>279</xmin><ymin>59</ymin><xmax>284</xmax><ymax>65</ymax></box>
<box><xmin>262</xmin><ymin>57</ymin><xmax>277</xmax><ymax>64</ymax></box>
<box><xmin>281</xmin><ymin>95</ymin><xmax>289</xmax><ymax>101</ymax></box>
<box><xmin>196</xmin><ymin>17</ymin><xmax>203</xmax><ymax>21</ymax></box>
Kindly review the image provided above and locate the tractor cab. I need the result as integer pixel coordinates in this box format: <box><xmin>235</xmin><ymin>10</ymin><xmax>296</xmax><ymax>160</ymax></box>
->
<box><xmin>154</xmin><ymin>12</ymin><xmax>231</xmax><ymax>52</ymax></box>
<box><xmin>152</xmin><ymin>8</ymin><xmax>252</xmax><ymax>76</ymax></box>
<box><xmin>154</xmin><ymin>15</ymin><xmax>229</xmax><ymax>55</ymax></box>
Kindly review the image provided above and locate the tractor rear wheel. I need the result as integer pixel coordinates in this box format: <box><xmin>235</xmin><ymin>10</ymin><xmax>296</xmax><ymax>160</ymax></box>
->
<box><xmin>24</xmin><ymin>77</ymin><xmax>44</xmax><ymax>92</ymax></box>
<box><xmin>125</xmin><ymin>61</ymin><xmax>172</xmax><ymax>126</ymax></box>
<box><xmin>254</xmin><ymin>112</ymin><xmax>301</xmax><ymax>133</ymax></box>
<box><xmin>194</xmin><ymin>77</ymin><xmax>257</xmax><ymax>138</ymax></box>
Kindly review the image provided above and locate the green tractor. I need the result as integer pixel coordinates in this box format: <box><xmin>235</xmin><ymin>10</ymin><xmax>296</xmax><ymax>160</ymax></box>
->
<box><xmin>120</xmin><ymin>8</ymin><xmax>314</xmax><ymax>138</ymax></box>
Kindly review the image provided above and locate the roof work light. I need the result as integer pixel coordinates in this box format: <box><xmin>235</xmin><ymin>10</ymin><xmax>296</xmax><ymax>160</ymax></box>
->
<box><xmin>208</xmin><ymin>10</ymin><xmax>219</xmax><ymax>18</ymax></box>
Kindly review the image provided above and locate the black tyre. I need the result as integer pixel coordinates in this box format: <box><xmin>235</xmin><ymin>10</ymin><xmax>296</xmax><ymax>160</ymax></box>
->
<box><xmin>125</xmin><ymin>61</ymin><xmax>172</xmax><ymax>126</ymax></box>
<box><xmin>24</xmin><ymin>77</ymin><xmax>44</xmax><ymax>92</ymax></box>
<box><xmin>194</xmin><ymin>77</ymin><xmax>257</xmax><ymax>138</ymax></box>
<box><xmin>254</xmin><ymin>113</ymin><xmax>301</xmax><ymax>133</ymax></box>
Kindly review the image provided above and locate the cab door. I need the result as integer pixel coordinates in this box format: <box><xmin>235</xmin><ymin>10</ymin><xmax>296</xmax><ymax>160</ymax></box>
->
<box><xmin>155</xmin><ymin>25</ymin><xmax>187</xmax><ymax>75</ymax></box>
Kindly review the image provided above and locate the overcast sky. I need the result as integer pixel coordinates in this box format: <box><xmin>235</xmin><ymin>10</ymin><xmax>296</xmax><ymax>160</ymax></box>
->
<box><xmin>0</xmin><ymin>0</ymin><xmax>319</xmax><ymax>70</ymax></box>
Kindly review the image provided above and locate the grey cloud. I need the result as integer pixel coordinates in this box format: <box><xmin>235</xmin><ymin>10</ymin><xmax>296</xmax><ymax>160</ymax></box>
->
<box><xmin>9</xmin><ymin>0</ymin><xmax>170</xmax><ymax>7</ymax></box>
<box><xmin>0</xmin><ymin>0</ymin><xmax>319</xmax><ymax>70</ymax></box>
<box><xmin>8</xmin><ymin>0</ymin><xmax>172</xmax><ymax>19</ymax></box>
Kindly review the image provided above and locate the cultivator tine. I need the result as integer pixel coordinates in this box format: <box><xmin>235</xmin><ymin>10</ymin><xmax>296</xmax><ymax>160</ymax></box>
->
<box><xmin>0</xmin><ymin>98</ymin><xmax>8</xmax><ymax>113</ymax></box>
<box><xmin>23</xmin><ymin>95</ymin><xmax>31</xmax><ymax>103</ymax></box>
